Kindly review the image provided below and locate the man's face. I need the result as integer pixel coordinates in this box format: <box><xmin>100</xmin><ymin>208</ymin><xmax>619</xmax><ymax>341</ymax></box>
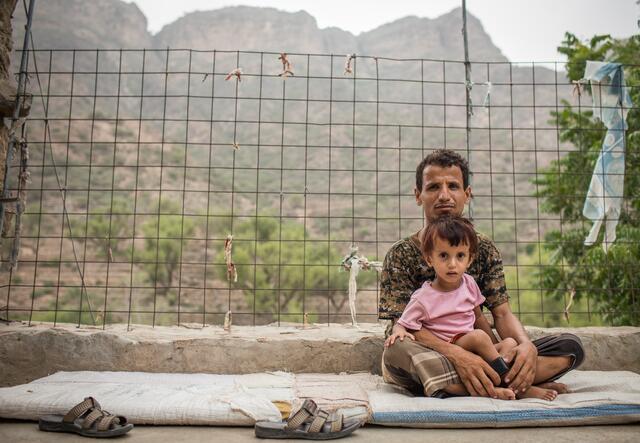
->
<box><xmin>415</xmin><ymin>165</ymin><xmax>471</xmax><ymax>222</ymax></box>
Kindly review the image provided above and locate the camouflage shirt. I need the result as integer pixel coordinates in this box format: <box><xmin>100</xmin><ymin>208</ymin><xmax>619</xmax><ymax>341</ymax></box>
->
<box><xmin>379</xmin><ymin>231</ymin><xmax>509</xmax><ymax>324</ymax></box>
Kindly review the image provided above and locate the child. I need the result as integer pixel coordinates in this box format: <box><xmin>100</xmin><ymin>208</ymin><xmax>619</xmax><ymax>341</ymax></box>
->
<box><xmin>385</xmin><ymin>216</ymin><xmax>557</xmax><ymax>401</ymax></box>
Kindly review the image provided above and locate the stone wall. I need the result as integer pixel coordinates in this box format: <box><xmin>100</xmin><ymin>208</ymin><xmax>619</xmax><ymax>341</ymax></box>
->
<box><xmin>1</xmin><ymin>322</ymin><xmax>638</xmax><ymax>387</ymax></box>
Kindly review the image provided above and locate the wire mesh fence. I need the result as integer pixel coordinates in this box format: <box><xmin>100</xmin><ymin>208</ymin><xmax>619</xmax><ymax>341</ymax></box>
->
<box><xmin>1</xmin><ymin>48</ymin><xmax>638</xmax><ymax>328</ymax></box>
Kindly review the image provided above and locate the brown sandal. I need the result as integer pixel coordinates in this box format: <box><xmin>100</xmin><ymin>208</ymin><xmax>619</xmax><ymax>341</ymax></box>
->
<box><xmin>255</xmin><ymin>399</ymin><xmax>362</xmax><ymax>440</ymax></box>
<box><xmin>39</xmin><ymin>397</ymin><xmax>133</xmax><ymax>438</ymax></box>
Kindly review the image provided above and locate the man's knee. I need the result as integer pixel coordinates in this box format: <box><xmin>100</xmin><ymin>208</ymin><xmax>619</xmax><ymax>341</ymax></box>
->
<box><xmin>535</xmin><ymin>333</ymin><xmax>585</xmax><ymax>369</ymax></box>
<box><xmin>382</xmin><ymin>338</ymin><xmax>426</xmax><ymax>361</ymax></box>
<box><xmin>383</xmin><ymin>337</ymin><xmax>416</xmax><ymax>366</ymax></box>
<box><xmin>558</xmin><ymin>333</ymin><xmax>585</xmax><ymax>368</ymax></box>
<box><xmin>382</xmin><ymin>340</ymin><xmax>427</xmax><ymax>395</ymax></box>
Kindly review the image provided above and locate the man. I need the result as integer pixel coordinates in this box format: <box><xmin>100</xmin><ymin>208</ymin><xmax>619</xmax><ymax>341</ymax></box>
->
<box><xmin>380</xmin><ymin>149</ymin><xmax>584</xmax><ymax>399</ymax></box>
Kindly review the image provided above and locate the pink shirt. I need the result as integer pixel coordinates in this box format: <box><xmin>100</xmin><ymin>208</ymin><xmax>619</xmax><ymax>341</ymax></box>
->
<box><xmin>397</xmin><ymin>273</ymin><xmax>486</xmax><ymax>342</ymax></box>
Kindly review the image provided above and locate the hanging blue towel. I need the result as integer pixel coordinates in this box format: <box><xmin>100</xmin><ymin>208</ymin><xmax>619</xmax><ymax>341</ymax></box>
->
<box><xmin>582</xmin><ymin>61</ymin><xmax>633</xmax><ymax>252</ymax></box>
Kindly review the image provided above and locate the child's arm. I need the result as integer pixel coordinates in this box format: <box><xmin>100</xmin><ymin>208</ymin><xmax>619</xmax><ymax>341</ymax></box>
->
<box><xmin>474</xmin><ymin>305</ymin><xmax>498</xmax><ymax>344</ymax></box>
<box><xmin>387</xmin><ymin>294</ymin><xmax>426</xmax><ymax>348</ymax></box>
<box><xmin>384</xmin><ymin>322</ymin><xmax>415</xmax><ymax>348</ymax></box>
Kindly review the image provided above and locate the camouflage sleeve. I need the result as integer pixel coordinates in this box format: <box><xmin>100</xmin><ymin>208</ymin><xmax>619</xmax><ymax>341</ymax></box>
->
<box><xmin>378</xmin><ymin>241</ymin><xmax>417</xmax><ymax>320</ymax></box>
<box><xmin>475</xmin><ymin>235</ymin><xmax>509</xmax><ymax>309</ymax></box>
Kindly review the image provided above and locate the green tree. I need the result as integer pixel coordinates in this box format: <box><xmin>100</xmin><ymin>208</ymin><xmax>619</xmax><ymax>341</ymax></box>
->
<box><xmin>534</xmin><ymin>33</ymin><xmax>640</xmax><ymax>325</ymax></box>
<box><xmin>505</xmin><ymin>244</ymin><xmax>604</xmax><ymax>328</ymax></box>
<box><xmin>135</xmin><ymin>201</ymin><xmax>195</xmax><ymax>301</ymax></box>
<box><xmin>72</xmin><ymin>197</ymin><xmax>133</xmax><ymax>261</ymax></box>
<box><xmin>217</xmin><ymin>217</ymin><xmax>376</xmax><ymax>322</ymax></box>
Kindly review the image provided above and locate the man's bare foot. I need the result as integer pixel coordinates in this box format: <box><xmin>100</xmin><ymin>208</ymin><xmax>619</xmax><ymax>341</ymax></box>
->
<box><xmin>495</xmin><ymin>387</ymin><xmax>516</xmax><ymax>400</ymax></box>
<box><xmin>517</xmin><ymin>386</ymin><xmax>557</xmax><ymax>401</ymax></box>
<box><xmin>537</xmin><ymin>381</ymin><xmax>569</xmax><ymax>394</ymax></box>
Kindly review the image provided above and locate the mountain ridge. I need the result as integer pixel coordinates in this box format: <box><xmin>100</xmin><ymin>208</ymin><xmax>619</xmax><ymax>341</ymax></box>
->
<box><xmin>12</xmin><ymin>1</ymin><xmax>507</xmax><ymax>62</ymax></box>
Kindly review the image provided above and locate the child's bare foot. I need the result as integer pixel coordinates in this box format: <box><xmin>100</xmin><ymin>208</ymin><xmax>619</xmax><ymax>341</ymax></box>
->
<box><xmin>537</xmin><ymin>381</ymin><xmax>569</xmax><ymax>394</ymax></box>
<box><xmin>495</xmin><ymin>387</ymin><xmax>516</xmax><ymax>400</ymax></box>
<box><xmin>517</xmin><ymin>386</ymin><xmax>557</xmax><ymax>401</ymax></box>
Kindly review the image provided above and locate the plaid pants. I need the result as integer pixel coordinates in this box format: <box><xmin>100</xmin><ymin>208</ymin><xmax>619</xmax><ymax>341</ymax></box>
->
<box><xmin>382</xmin><ymin>333</ymin><xmax>585</xmax><ymax>397</ymax></box>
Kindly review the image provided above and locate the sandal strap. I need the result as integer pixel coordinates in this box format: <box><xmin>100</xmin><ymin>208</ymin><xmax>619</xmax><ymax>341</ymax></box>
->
<box><xmin>329</xmin><ymin>411</ymin><xmax>343</xmax><ymax>433</ymax></box>
<box><xmin>285</xmin><ymin>399</ymin><xmax>317</xmax><ymax>430</ymax></box>
<box><xmin>97</xmin><ymin>414</ymin><xmax>120</xmax><ymax>431</ymax></box>
<box><xmin>81</xmin><ymin>408</ymin><xmax>104</xmax><ymax>430</ymax></box>
<box><xmin>63</xmin><ymin>397</ymin><xmax>101</xmax><ymax>423</ymax></box>
<box><xmin>308</xmin><ymin>409</ymin><xmax>329</xmax><ymax>433</ymax></box>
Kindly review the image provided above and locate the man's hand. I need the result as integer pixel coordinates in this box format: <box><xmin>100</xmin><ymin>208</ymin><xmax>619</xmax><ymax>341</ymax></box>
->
<box><xmin>384</xmin><ymin>323</ymin><xmax>415</xmax><ymax>347</ymax></box>
<box><xmin>411</xmin><ymin>328</ymin><xmax>502</xmax><ymax>398</ymax></box>
<box><xmin>447</xmin><ymin>346</ymin><xmax>502</xmax><ymax>398</ymax></box>
<box><xmin>502</xmin><ymin>340</ymin><xmax>538</xmax><ymax>393</ymax></box>
<box><xmin>491</xmin><ymin>303</ymin><xmax>538</xmax><ymax>393</ymax></box>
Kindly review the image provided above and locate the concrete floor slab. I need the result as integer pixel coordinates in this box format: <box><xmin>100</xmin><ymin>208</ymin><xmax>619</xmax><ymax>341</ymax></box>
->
<box><xmin>1</xmin><ymin>421</ymin><xmax>639</xmax><ymax>443</ymax></box>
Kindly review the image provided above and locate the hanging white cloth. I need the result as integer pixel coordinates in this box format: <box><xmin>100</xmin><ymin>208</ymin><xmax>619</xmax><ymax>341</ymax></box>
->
<box><xmin>581</xmin><ymin>61</ymin><xmax>633</xmax><ymax>252</ymax></box>
<box><xmin>347</xmin><ymin>258</ymin><xmax>361</xmax><ymax>327</ymax></box>
<box><xmin>341</xmin><ymin>246</ymin><xmax>382</xmax><ymax>327</ymax></box>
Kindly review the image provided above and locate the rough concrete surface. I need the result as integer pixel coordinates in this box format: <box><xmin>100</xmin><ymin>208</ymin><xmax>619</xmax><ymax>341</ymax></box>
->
<box><xmin>0</xmin><ymin>322</ymin><xmax>384</xmax><ymax>386</ymax></box>
<box><xmin>1</xmin><ymin>322</ymin><xmax>639</xmax><ymax>387</ymax></box>
<box><xmin>1</xmin><ymin>421</ymin><xmax>639</xmax><ymax>443</ymax></box>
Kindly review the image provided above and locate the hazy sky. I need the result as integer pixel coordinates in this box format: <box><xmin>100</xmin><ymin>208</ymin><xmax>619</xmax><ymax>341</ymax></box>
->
<box><xmin>129</xmin><ymin>0</ymin><xmax>639</xmax><ymax>62</ymax></box>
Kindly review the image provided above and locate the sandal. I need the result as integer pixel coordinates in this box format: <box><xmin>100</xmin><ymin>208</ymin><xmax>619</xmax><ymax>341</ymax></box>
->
<box><xmin>255</xmin><ymin>399</ymin><xmax>362</xmax><ymax>440</ymax></box>
<box><xmin>39</xmin><ymin>397</ymin><xmax>133</xmax><ymax>438</ymax></box>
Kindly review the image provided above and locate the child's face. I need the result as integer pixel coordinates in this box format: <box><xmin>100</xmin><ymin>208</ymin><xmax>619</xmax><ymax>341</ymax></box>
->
<box><xmin>426</xmin><ymin>236</ymin><xmax>473</xmax><ymax>286</ymax></box>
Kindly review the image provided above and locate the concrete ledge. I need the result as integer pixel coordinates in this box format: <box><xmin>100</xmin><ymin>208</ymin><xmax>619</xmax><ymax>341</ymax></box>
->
<box><xmin>1</xmin><ymin>322</ymin><xmax>639</xmax><ymax>387</ymax></box>
<box><xmin>0</xmin><ymin>322</ymin><xmax>384</xmax><ymax>387</ymax></box>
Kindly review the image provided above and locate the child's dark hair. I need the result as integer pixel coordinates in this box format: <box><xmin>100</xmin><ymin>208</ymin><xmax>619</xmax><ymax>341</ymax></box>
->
<box><xmin>421</xmin><ymin>216</ymin><xmax>478</xmax><ymax>257</ymax></box>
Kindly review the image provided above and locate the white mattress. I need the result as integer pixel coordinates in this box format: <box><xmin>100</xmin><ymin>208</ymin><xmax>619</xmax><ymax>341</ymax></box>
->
<box><xmin>369</xmin><ymin>370</ymin><xmax>640</xmax><ymax>427</ymax></box>
<box><xmin>1</xmin><ymin>370</ymin><xmax>638</xmax><ymax>427</ymax></box>
<box><xmin>0</xmin><ymin>371</ymin><xmax>293</xmax><ymax>425</ymax></box>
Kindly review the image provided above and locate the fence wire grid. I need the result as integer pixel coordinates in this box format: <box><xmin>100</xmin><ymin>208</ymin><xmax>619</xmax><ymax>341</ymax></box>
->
<box><xmin>1</xmin><ymin>47</ymin><xmax>638</xmax><ymax>328</ymax></box>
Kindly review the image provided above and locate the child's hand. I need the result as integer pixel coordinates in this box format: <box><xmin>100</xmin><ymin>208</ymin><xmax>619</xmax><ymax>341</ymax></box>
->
<box><xmin>384</xmin><ymin>324</ymin><xmax>415</xmax><ymax>348</ymax></box>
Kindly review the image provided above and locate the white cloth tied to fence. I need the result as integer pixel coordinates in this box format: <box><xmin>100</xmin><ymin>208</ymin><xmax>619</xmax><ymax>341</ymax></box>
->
<box><xmin>341</xmin><ymin>247</ymin><xmax>382</xmax><ymax>327</ymax></box>
<box><xmin>347</xmin><ymin>258</ymin><xmax>361</xmax><ymax>326</ymax></box>
<box><xmin>582</xmin><ymin>61</ymin><xmax>633</xmax><ymax>252</ymax></box>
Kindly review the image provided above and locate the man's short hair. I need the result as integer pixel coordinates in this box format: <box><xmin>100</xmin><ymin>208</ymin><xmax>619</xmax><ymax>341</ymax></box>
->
<box><xmin>415</xmin><ymin>149</ymin><xmax>471</xmax><ymax>191</ymax></box>
<box><xmin>421</xmin><ymin>215</ymin><xmax>478</xmax><ymax>258</ymax></box>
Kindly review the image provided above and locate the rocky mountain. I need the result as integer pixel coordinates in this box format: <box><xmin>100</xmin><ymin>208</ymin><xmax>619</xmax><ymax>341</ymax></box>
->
<box><xmin>152</xmin><ymin>6</ymin><xmax>506</xmax><ymax>61</ymax></box>
<box><xmin>13</xmin><ymin>0</ymin><xmax>152</xmax><ymax>49</ymax></box>
<box><xmin>10</xmin><ymin>0</ymin><xmax>570</xmax><ymax>223</ymax></box>
<box><xmin>4</xmin><ymin>0</ymin><xmax>577</xmax><ymax>325</ymax></box>
<box><xmin>358</xmin><ymin>10</ymin><xmax>507</xmax><ymax>62</ymax></box>
<box><xmin>9</xmin><ymin>0</ymin><xmax>570</xmax><ymax>260</ymax></box>
<box><xmin>12</xmin><ymin>1</ymin><xmax>506</xmax><ymax>61</ymax></box>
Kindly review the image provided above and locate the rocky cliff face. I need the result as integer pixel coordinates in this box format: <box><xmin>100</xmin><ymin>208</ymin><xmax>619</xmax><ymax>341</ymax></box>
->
<box><xmin>154</xmin><ymin>7</ymin><xmax>357</xmax><ymax>54</ymax></box>
<box><xmin>12</xmin><ymin>1</ymin><xmax>506</xmax><ymax>61</ymax></box>
<box><xmin>13</xmin><ymin>0</ymin><xmax>152</xmax><ymax>49</ymax></box>
<box><xmin>358</xmin><ymin>8</ymin><xmax>507</xmax><ymax>62</ymax></box>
